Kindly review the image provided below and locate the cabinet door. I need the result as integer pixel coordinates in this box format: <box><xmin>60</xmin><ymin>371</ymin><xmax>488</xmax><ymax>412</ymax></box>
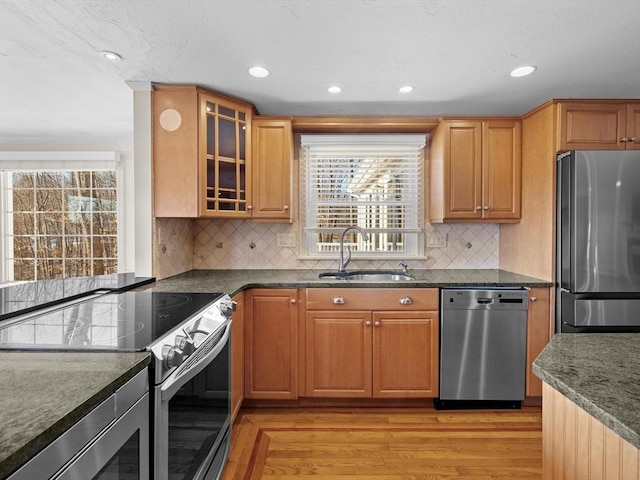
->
<box><xmin>231</xmin><ymin>292</ymin><xmax>244</xmax><ymax>421</ymax></box>
<box><xmin>245</xmin><ymin>289</ymin><xmax>298</xmax><ymax>399</ymax></box>
<box><xmin>627</xmin><ymin>103</ymin><xmax>640</xmax><ymax>150</ymax></box>
<box><xmin>199</xmin><ymin>93</ymin><xmax>253</xmax><ymax>218</ymax></box>
<box><xmin>558</xmin><ymin>102</ymin><xmax>627</xmax><ymax>151</ymax></box>
<box><xmin>443</xmin><ymin>121</ymin><xmax>483</xmax><ymax>219</ymax></box>
<box><xmin>251</xmin><ymin>118</ymin><xmax>293</xmax><ymax>221</ymax></box>
<box><xmin>305</xmin><ymin>310</ymin><xmax>372</xmax><ymax>397</ymax></box>
<box><xmin>525</xmin><ymin>287</ymin><xmax>551</xmax><ymax>397</ymax></box>
<box><xmin>482</xmin><ymin>120</ymin><xmax>522</xmax><ymax>220</ymax></box>
<box><xmin>373</xmin><ymin>311</ymin><xmax>439</xmax><ymax>398</ymax></box>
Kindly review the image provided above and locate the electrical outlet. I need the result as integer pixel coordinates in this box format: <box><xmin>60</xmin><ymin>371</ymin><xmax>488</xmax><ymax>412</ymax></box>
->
<box><xmin>277</xmin><ymin>233</ymin><xmax>296</xmax><ymax>248</ymax></box>
<box><xmin>426</xmin><ymin>234</ymin><xmax>447</xmax><ymax>248</ymax></box>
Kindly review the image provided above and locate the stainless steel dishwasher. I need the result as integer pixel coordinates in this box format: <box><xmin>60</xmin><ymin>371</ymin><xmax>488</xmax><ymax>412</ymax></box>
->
<box><xmin>435</xmin><ymin>288</ymin><xmax>528</xmax><ymax>409</ymax></box>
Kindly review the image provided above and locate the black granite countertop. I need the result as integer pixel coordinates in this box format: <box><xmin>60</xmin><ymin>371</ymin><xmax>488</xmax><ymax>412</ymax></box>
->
<box><xmin>0</xmin><ymin>273</ymin><xmax>155</xmax><ymax>320</ymax></box>
<box><xmin>533</xmin><ymin>334</ymin><xmax>640</xmax><ymax>449</ymax></box>
<box><xmin>145</xmin><ymin>268</ymin><xmax>551</xmax><ymax>295</ymax></box>
<box><xmin>0</xmin><ymin>351</ymin><xmax>151</xmax><ymax>479</ymax></box>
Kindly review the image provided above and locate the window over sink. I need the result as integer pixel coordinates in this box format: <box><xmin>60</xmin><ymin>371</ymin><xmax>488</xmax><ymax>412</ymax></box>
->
<box><xmin>300</xmin><ymin>134</ymin><xmax>425</xmax><ymax>258</ymax></box>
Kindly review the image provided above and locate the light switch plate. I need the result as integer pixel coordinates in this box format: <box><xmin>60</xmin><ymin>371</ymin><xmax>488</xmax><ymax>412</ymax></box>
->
<box><xmin>277</xmin><ymin>233</ymin><xmax>296</xmax><ymax>248</ymax></box>
<box><xmin>427</xmin><ymin>234</ymin><xmax>447</xmax><ymax>248</ymax></box>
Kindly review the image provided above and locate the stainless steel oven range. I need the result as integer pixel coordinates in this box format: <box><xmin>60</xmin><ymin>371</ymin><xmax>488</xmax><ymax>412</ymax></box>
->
<box><xmin>0</xmin><ymin>290</ymin><xmax>234</xmax><ymax>480</ymax></box>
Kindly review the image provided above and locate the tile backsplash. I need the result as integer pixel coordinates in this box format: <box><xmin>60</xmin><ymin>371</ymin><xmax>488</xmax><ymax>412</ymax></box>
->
<box><xmin>155</xmin><ymin>217</ymin><xmax>498</xmax><ymax>279</ymax></box>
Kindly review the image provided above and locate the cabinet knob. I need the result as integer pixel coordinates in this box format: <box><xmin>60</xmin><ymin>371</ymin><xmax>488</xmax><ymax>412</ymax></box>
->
<box><xmin>333</xmin><ymin>296</ymin><xmax>346</xmax><ymax>305</ymax></box>
<box><xmin>290</xmin><ymin>299</ymin><xmax>297</xmax><ymax>304</ymax></box>
<box><xmin>365</xmin><ymin>321</ymin><xmax>372</xmax><ymax>327</ymax></box>
<box><xmin>476</xmin><ymin>206</ymin><xmax>482</xmax><ymax>211</ymax></box>
<box><xmin>374</xmin><ymin>321</ymin><xmax>381</xmax><ymax>327</ymax></box>
<box><xmin>283</xmin><ymin>205</ymin><xmax>289</xmax><ymax>211</ymax></box>
<box><xmin>530</xmin><ymin>296</ymin><xmax>538</xmax><ymax>302</ymax></box>
<box><xmin>620</xmin><ymin>137</ymin><xmax>629</xmax><ymax>142</ymax></box>
<box><xmin>247</xmin><ymin>205</ymin><xmax>253</xmax><ymax>210</ymax></box>
<box><xmin>483</xmin><ymin>206</ymin><xmax>490</xmax><ymax>210</ymax></box>
<box><xmin>399</xmin><ymin>296</ymin><xmax>413</xmax><ymax>305</ymax></box>
<box><xmin>630</xmin><ymin>137</ymin><xmax>638</xmax><ymax>143</ymax></box>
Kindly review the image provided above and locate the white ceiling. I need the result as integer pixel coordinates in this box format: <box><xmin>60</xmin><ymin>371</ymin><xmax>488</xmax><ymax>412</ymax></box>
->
<box><xmin>1</xmin><ymin>0</ymin><xmax>639</xmax><ymax>139</ymax></box>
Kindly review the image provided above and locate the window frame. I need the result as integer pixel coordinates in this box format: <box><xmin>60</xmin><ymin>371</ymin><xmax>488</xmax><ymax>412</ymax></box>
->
<box><xmin>0</xmin><ymin>151</ymin><xmax>122</xmax><ymax>284</ymax></box>
<box><xmin>299</xmin><ymin>134</ymin><xmax>426</xmax><ymax>259</ymax></box>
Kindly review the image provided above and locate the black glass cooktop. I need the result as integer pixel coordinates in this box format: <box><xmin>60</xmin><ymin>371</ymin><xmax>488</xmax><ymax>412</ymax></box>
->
<box><xmin>0</xmin><ymin>291</ymin><xmax>224</xmax><ymax>351</ymax></box>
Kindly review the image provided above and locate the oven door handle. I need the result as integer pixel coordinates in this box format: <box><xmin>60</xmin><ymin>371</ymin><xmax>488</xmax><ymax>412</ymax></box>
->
<box><xmin>160</xmin><ymin>319</ymin><xmax>231</xmax><ymax>400</ymax></box>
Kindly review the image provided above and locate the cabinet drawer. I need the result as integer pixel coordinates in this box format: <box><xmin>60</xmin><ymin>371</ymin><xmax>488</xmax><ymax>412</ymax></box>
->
<box><xmin>306</xmin><ymin>288</ymin><xmax>438</xmax><ymax>310</ymax></box>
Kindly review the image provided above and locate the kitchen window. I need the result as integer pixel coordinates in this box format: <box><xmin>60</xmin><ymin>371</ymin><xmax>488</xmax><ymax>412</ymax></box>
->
<box><xmin>300</xmin><ymin>134</ymin><xmax>425</xmax><ymax>258</ymax></box>
<box><xmin>0</xmin><ymin>151</ymin><xmax>121</xmax><ymax>284</ymax></box>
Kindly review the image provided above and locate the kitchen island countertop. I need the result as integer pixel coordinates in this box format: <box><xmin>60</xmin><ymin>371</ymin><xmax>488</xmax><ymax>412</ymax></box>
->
<box><xmin>533</xmin><ymin>333</ymin><xmax>640</xmax><ymax>449</ymax></box>
<box><xmin>145</xmin><ymin>268</ymin><xmax>551</xmax><ymax>295</ymax></box>
<box><xmin>0</xmin><ymin>351</ymin><xmax>151</xmax><ymax>479</ymax></box>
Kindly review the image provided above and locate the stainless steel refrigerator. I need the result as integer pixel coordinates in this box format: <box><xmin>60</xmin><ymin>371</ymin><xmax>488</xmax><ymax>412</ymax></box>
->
<box><xmin>556</xmin><ymin>150</ymin><xmax>640</xmax><ymax>332</ymax></box>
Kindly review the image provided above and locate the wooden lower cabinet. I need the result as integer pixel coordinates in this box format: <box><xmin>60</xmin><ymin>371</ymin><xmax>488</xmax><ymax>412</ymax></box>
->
<box><xmin>373</xmin><ymin>311</ymin><xmax>439</xmax><ymax>398</ymax></box>
<box><xmin>305</xmin><ymin>311</ymin><xmax>372</xmax><ymax>397</ymax></box>
<box><xmin>525</xmin><ymin>287</ymin><xmax>551</xmax><ymax>397</ymax></box>
<box><xmin>230</xmin><ymin>292</ymin><xmax>244</xmax><ymax>421</ymax></box>
<box><xmin>244</xmin><ymin>289</ymin><xmax>299</xmax><ymax>399</ymax></box>
<box><xmin>542</xmin><ymin>382</ymin><xmax>639</xmax><ymax>479</ymax></box>
<box><xmin>305</xmin><ymin>288</ymin><xmax>439</xmax><ymax>399</ymax></box>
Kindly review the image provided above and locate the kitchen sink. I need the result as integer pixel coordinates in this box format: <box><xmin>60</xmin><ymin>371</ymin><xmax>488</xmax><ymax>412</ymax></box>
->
<box><xmin>318</xmin><ymin>271</ymin><xmax>414</xmax><ymax>281</ymax></box>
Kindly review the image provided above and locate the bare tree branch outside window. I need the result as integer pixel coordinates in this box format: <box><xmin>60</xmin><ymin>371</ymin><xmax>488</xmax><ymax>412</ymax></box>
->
<box><xmin>7</xmin><ymin>170</ymin><xmax>118</xmax><ymax>280</ymax></box>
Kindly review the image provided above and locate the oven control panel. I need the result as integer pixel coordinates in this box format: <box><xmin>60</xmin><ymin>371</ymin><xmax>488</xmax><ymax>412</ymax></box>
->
<box><xmin>149</xmin><ymin>294</ymin><xmax>233</xmax><ymax>384</ymax></box>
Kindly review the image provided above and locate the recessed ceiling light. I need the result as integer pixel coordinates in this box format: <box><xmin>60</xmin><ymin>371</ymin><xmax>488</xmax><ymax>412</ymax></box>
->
<box><xmin>249</xmin><ymin>66</ymin><xmax>270</xmax><ymax>78</ymax></box>
<box><xmin>510</xmin><ymin>65</ymin><xmax>537</xmax><ymax>77</ymax></box>
<box><xmin>399</xmin><ymin>85</ymin><xmax>414</xmax><ymax>93</ymax></box>
<box><xmin>328</xmin><ymin>86</ymin><xmax>342</xmax><ymax>94</ymax></box>
<box><xmin>101</xmin><ymin>51</ymin><xmax>122</xmax><ymax>62</ymax></box>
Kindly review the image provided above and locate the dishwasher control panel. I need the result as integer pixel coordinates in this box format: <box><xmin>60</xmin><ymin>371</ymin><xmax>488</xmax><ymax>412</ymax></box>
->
<box><xmin>442</xmin><ymin>288</ymin><xmax>528</xmax><ymax>310</ymax></box>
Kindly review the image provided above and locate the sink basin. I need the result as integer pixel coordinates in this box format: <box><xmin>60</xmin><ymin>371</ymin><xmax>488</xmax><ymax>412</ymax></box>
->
<box><xmin>318</xmin><ymin>271</ymin><xmax>414</xmax><ymax>281</ymax></box>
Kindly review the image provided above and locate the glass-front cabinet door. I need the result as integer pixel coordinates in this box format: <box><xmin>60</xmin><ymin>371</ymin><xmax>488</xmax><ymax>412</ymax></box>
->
<box><xmin>199</xmin><ymin>94</ymin><xmax>253</xmax><ymax>217</ymax></box>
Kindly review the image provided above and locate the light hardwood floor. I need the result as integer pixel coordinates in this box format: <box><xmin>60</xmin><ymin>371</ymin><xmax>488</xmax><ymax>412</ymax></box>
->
<box><xmin>222</xmin><ymin>407</ymin><xmax>543</xmax><ymax>479</ymax></box>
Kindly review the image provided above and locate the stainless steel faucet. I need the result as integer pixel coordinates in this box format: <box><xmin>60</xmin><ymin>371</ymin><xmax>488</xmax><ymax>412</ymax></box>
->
<box><xmin>338</xmin><ymin>226</ymin><xmax>369</xmax><ymax>274</ymax></box>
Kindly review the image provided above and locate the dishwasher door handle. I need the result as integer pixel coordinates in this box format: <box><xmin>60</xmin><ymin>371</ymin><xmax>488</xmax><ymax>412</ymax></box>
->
<box><xmin>476</xmin><ymin>298</ymin><xmax>494</xmax><ymax>305</ymax></box>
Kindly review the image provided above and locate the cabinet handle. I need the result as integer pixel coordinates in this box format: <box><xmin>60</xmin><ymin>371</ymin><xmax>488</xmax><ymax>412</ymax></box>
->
<box><xmin>530</xmin><ymin>296</ymin><xmax>538</xmax><ymax>303</ymax></box>
<box><xmin>374</xmin><ymin>321</ymin><xmax>381</xmax><ymax>327</ymax></box>
<box><xmin>365</xmin><ymin>321</ymin><xmax>372</xmax><ymax>327</ymax></box>
<box><xmin>283</xmin><ymin>205</ymin><xmax>289</xmax><ymax>211</ymax></box>
<box><xmin>247</xmin><ymin>205</ymin><xmax>253</xmax><ymax>210</ymax></box>
<box><xmin>399</xmin><ymin>296</ymin><xmax>413</xmax><ymax>305</ymax></box>
<box><xmin>620</xmin><ymin>137</ymin><xmax>629</xmax><ymax>142</ymax></box>
<box><xmin>333</xmin><ymin>296</ymin><xmax>346</xmax><ymax>305</ymax></box>
<box><xmin>483</xmin><ymin>206</ymin><xmax>490</xmax><ymax>210</ymax></box>
<box><xmin>290</xmin><ymin>299</ymin><xmax>297</xmax><ymax>304</ymax></box>
<box><xmin>630</xmin><ymin>137</ymin><xmax>638</xmax><ymax>143</ymax></box>
<box><xmin>476</xmin><ymin>206</ymin><xmax>482</xmax><ymax>211</ymax></box>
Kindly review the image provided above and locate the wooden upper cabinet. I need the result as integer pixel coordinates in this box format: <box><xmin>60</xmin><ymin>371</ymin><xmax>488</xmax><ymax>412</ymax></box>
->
<box><xmin>626</xmin><ymin>103</ymin><xmax>640</xmax><ymax>150</ymax></box>
<box><xmin>558</xmin><ymin>101</ymin><xmax>640</xmax><ymax>151</ymax></box>
<box><xmin>251</xmin><ymin>117</ymin><xmax>293</xmax><ymax>221</ymax></box>
<box><xmin>153</xmin><ymin>85</ymin><xmax>200</xmax><ymax>218</ymax></box>
<box><xmin>153</xmin><ymin>85</ymin><xmax>254</xmax><ymax>218</ymax></box>
<box><xmin>482</xmin><ymin>120</ymin><xmax>522</xmax><ymax>220</ymax></box>
<box><xmin>430</xmin><ymin>119</ymin><xmax>521</xmax><ymax>222</ymax></box>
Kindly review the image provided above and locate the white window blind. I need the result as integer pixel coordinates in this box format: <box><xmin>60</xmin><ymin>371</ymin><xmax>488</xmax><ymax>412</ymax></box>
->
<box><xmin>301</xmin><ymin>134</ymin><xmax>425</xmax><ymax>256</ymax></box>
